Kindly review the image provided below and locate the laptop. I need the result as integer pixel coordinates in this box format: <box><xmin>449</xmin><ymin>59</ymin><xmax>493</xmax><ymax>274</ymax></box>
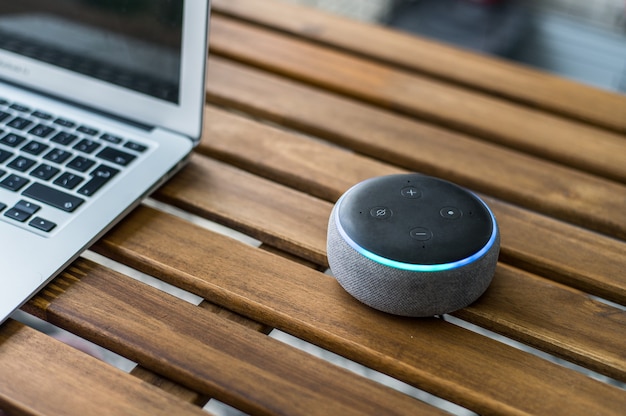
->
<box><xmin>0</xmin><ymin>1</ymin><xmax>210</xmax><ymax>324</ymax></box>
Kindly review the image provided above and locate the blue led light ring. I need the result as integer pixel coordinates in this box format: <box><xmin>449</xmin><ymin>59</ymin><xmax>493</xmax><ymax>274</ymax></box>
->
<box><xmin>334</xmin><ymin>193</ymin><xmax>498</xmax><ymax>272</ymax></box>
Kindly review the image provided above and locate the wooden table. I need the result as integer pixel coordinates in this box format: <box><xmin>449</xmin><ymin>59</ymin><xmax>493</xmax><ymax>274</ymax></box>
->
<box><xmin>2</xmin><ymin>0</ymin><xmax>626</xmax><ymax>414</ymax></box>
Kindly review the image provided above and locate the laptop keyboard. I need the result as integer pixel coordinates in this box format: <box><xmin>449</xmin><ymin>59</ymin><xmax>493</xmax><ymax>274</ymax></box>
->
<box><xmin>0</xmin><ymin>97</ymin><xmax>149</xmax><ymax>235</ymax></box>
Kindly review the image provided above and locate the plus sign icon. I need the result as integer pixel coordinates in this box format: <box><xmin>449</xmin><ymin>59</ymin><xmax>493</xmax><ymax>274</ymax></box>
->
<box><xmin>400</xmin><ymin>186</ymin><xmax>421</xmax><ymax>199</ymax></box>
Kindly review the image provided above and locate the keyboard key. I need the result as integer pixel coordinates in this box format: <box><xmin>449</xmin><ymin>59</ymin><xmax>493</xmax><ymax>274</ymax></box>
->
<box><xmin>54</xmin><ymin>118</ymin><xmax>76</xmax><ymax>128</ymax></box>
<box><xmin>51</xmin><ymin>131</ymin><xmax>78</xmax><ymax>146</ymax></box>
<box><xmin>0</xmin><ymin>202</ymin><xmax>6</xmax><ymax>212</ymax></box>
<box><xmin>8</xmin><ymin>156</ymin><xmax>37</xmax><ymax>172</ymax></box>
<box><xmin>0</xmin><ymin>174</ymin><xmax>29</xmax><ymax>191</ymax></box>
<box><xmin>0</xmin><ymin>133</ymin><xmax>27</xmax><ymax>147</ymax></box>
<box><xmin>78</xmin><ymin>164</ymin><xmax>119</xmax><ymax>196</ymax></box>
<box><xmin>124</xmin><ymin>141</ymin><xmax>148</xmax><ymax>153</ymax></box>
<box><xmin>9</xmin><ymin>103</ymin><xmax>29</xmax><ymax>112</ymax></box>
<box><xmin>0</xmin><ymin>111</ymin><xmax>10</xmax><ymax>122</ymax></box>
<box><xmin>28</xmin><ymin>124</ymin><xmax>56</xmax><ymax>138</ymax></box>
<box><xmin>100</xmin><ymin>133</ymin><xmax>123</xmax><ymax>144</ymax></box>
<box><xmin>77</xmin><ymin>126</ymin><xmax>98</xmax><ymax>136</ymax></box>
<box><xmin>96</xmin><ymin>146</ymin><xmax>136</xmax><ymax>166</ymax></box>
<box><xmin>30</xmin><ymin>164</ymin><xmax>60</xmax><ymax>181</ymax></box>
<box><xmin>43</xmin><ymin>148</ymin><xmax>72</xmax><ymax>164</ymax></box>
<box><xmin>0</xmin><ymin>149</ymin><xmax>13</xmax><ymax>163</ymax></box>
<box><xmin>0</xmin><ymin>169</ymin><xmax>5</xmax><ymax>178</ymax></box>
<box><xmin>67</xmin><ymin>156</ymin><xmax>95</xmax><ymax>172</ymax></box>
<box><xmin>32</xmin><ymin>111</ymin><xmax>54</xmax><ymax>120</ymax></box>
<box><xmin>21</xmin><ymin>140</ymin><xmax>49</xmax><ymax>156</ymax></box>
<box><xmin>53</xmin><ymin>172</ymin><xmax>84</xmax><ymax>190</ymax></box>
<box><xmin>4</xmin><ymin>208</ymin><xmax>30</xmax><ymax>222</ymax></box>
<box><xmin>22</xmin><ymin>183</ymin><xmax>84</xmax><ymax>212</ymax></box>
<box><xmin>15</xmin><ymin>200</ymin><xmax>40</xmax><ymax>215</ymax></box>
<box><xmin>29</xmin><ymin>216</ymin><xmax>57</xmax><ymax>232</ymax></box>
<box><xmin>73</xmin><ymin>138</ymin><xmax>100</xmax><ymax>154</ymax></box>
<box><xmin>7</xmin><ymin>117</ymin><xmax>33</xmax><ymax>130</ymax></box>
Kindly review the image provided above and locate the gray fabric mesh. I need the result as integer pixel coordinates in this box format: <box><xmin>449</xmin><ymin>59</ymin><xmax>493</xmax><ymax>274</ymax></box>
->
<box><xmin>327</xmin><ymin>205</ymin><xmax>500</xmax><ymax>317</ymax></box>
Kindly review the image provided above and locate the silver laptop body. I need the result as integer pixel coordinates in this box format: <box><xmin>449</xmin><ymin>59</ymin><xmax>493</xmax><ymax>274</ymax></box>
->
<box><xmin>0</xmin><ymin>1</ymin><xmax>210</xmax><ymax>323</ymax></box>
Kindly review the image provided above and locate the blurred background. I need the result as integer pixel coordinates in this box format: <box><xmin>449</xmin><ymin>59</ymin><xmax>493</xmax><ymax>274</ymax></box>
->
<box><xmin>286</xmin><ymin>0</ymin><xmax>626</xmax><ymax>94</ymax></box>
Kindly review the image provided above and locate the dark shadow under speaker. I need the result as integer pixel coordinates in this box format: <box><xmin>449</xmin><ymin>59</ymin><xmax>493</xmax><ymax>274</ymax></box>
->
<box><xmin>327</xmin><ymin>173</ymin><xmax>500</xmax><ymax>317</ymax></box>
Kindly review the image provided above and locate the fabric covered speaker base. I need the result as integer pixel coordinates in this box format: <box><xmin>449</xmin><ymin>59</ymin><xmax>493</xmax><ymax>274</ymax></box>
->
<box><xmin>328</xmin><ymin>209</ymin><xmax>499</xmax><ymax>316</ymax></box>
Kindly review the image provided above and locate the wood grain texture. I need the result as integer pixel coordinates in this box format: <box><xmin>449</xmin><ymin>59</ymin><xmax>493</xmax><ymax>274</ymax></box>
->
<box><xmin>154</xmin><ymin>153</ymin><xmax>333</xmax><ymax>266</ymax></box>
<box><xmin>91</xmin><ymin>205</ymin><xmax>626</xmax><ymax>415</ymax></box>
<box><xmin>208</xmin><ymin>16</ymin><xmax>626</xmax><ymax>184</ymax></box>
<box><xmin>204</xmin><ymin>58</ymin><xmax>626</xmax><ymax>241</ymax></box>
<box><xmin>25</xmin><ymin>259</ymin><xmax>442</xmax><ymax>416</ymax></box>
<box><xmin>0</xmin><ymin>320</ymin><xmax>208</xmax><ymax>416</ymax></box>
<box><xmin>211</xmin><ymin>0</ymin><xmax>626</xmax><ymax>133</ymax></box>
<box><xmin>455</xmin><ymin>263</ymin><xmax>626</xmax><ymax>381</ymax></box>
<box><xmin>128</xmin><ymin>300</ymin><xmax>271</xmax><ymax>407</ymax></box>
<box><xmin>195</xmin><ymin>106</ymin><xmax>626</xmax><ymax>306</ymax></box>
<box><xmin>152</xmin><ymin>148</ymin><xmax>626</xmax><ymax>381</ymax></box>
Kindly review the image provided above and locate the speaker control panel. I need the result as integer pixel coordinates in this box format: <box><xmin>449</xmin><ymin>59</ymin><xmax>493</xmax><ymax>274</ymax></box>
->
<box><xmin>336</xmin><ymin>173</ymin><xmax>495</xmax><ymax>265</ymax></box>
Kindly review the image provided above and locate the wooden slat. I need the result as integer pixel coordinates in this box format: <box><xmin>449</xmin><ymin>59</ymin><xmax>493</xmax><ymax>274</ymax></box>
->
<box><xmin>211</xmin><ymin>0</ymin><xmax>626</xmax><ymax>133</ymax></box>
<box><xmin>457</xmin><ymin>263</ymin><xmax>626</xmax><ymax>381</ymax></box>
<box><xmin>194</xmin><ymin>106</ymin><xmax>626</xmax><ymax>306</ymax></box>
<box><xmin>24</xmin><ymin>258</ymin><xmax>442</xmax><ymax>416</ymax></box>
<box><xmin>204</xmin><ymin>57</ymin><xmax>626</xmax><ymax>241</ymax></box>
<box><xmin>129</xmin><ymin>297</ymin><xmax>272</xmax><ymax>407</ymax></box>
<box><xmin>154</xmin><ymin>152</ymin><xmax>334</xmax><ymax>266</ymax></box>
<box><xmin>0</xmin><ymin>320</ymin><xmax>208</xmax><ymax>416</ymax></box>
<box><xmin>92</xmin><ymin>205</ymin><xmax>626</xmax><ymax>415</ymax></box>
<box><xmin>129</xmin><ymin>292</ymin><xmax>271</xmax><ymax>405</ymax></box>
<box><xmin>208</xmin><ymin>16</ymin><xmax>626</xmax><ymax>185</ymax></box>
<box><xmin>483</xmin><ymin>194</ymin><xmax>626</xmax><ymax>303</ymax></box>
<box><xmin>154</xmin><ymin>150</ymin><xmax>626</xmax><ymax>380</ymax></box>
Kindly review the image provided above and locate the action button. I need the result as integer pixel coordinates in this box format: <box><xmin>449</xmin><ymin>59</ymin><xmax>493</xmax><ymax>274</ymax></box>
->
<box><xmin>400</xmin><ymin>186</ymin><xmax>421</xmax><ymax>199</ymax></box>
<box><xmin>0</xmin><ymin>174</ymin><xmax>29</xmax><ymax>192</ymax></box>
<box><xmin>29</xmin><ymin>217</ymin><xmax>56</xmax><ymax>232</ymax></box>
<box><xmin>440</xmin><ymin>207</ymin><xmax>462</xmax><ymax>220</ymax></box>
<box><xmin>410</xmin><ymin>227</ymin><xmax>432</xmax><ymax>241</ymax></box>
<box><xmin>4</xmin><ymin>208</ymin><xmax>30</xmax><ymax>222</ymax></box>
<box><xmin>14</xmin><ymin>200</ymin><xmax>40</xmax><ymax>215</ymax></box>
<box><xmin>369</xmin><ymin>206</ymin><xmax>392</xmax><ymax>220</ymax></box>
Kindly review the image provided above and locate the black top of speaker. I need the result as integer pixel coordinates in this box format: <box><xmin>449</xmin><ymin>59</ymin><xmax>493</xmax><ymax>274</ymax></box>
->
<box><xmin>336</xmin><ymin>174</ymin><xmax>495</xmax><ymax>266</ymax></box>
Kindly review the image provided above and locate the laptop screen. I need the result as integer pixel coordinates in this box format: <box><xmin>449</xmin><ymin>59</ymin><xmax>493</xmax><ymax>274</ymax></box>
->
<box><xmin>0</xmin><ymin>1</ymin><xmax>183</xmax><ymax>104</ymax></box>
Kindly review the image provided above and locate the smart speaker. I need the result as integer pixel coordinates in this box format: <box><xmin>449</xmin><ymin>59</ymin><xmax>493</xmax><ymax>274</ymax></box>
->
<box><xmin>327</xmin><ymin>173</ymin><xmax>499</xmax><ymax>317</ymax></box>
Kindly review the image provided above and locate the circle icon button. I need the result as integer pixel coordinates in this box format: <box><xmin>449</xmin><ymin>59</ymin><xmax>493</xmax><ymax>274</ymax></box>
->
<box><xmin>410</xmin><ymin>227</ymin><xmax>432</xmax><ymax>241</ymax></box>
<box><xmin>369</xmin><ymin>206</ymin><xmax>392</xmax><ymax>220</ymax></box>
<box><xmin>401</xmin><ymin>186</ymin><xmax>421</xmax><ymax>199</ymax></box>
<box><xmin>440</xmin><ymin>207</ymin><xmax>462</xmax><ymax>220</ymax></box>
